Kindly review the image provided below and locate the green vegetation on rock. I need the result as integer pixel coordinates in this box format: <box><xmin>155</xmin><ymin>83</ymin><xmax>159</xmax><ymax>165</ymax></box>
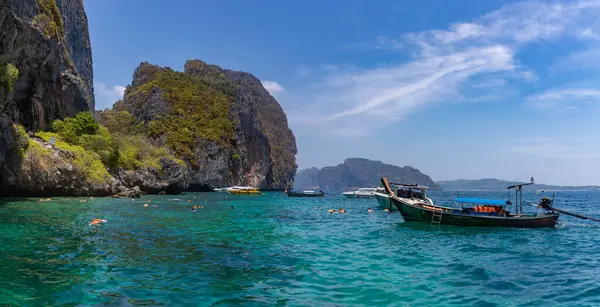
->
<box><xmin>96</xmin><ymin>110</ymin><xmax>185</xmax><ymax>170</ymax></box>
<box><xmin>33</xmin><ymin>111</ymin><xmax>182</xmax><ymax>180</ymax></box>
<box><xmin>11</xmin><ymin>124</ymin><xmax>30</xmax><ymax>158</ymax></box>
<box><xmin>128</xmin><ymin>67</ymin><xmax>236</xmax><ymax>165</ymax></box>
<box><xmin>32</xmin><ymin>0</ymin><xmax>65</xmax><ymax>41</ymax></box>
<box><xmin>0</xmin><ymin>63</ymin><xmax>19</xmax><ymax>93</ymax></box>
<box><xmin>36</xmin><ymin>130</ymin><xmax>111</xmax><ymax>185</ymax></box>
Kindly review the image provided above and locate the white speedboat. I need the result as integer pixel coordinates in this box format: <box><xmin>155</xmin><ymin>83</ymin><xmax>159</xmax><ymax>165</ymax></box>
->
<box><xmin>342</xmin><ymin>187</ymin><xmax>379</xmax><ymax>198</ymax></box>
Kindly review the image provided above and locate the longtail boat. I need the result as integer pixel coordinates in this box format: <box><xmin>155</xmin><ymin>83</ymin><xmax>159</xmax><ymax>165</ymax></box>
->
<box><xmin>374</xmin><ymin>183</ymin><xmax>433</xmax><ymax>212</ymax></box>
<box><xmin>380</xmin><ymin>177</ymin><xmax>560</xmax><ymax>228</ymax></box>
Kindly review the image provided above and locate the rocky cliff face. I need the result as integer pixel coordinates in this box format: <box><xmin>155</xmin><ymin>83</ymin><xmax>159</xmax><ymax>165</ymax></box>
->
<box><xmin>0</xmin><ymin>0</ymin><xmax>95</xmax><ymax>194</ymax></box>
<box><xmin>0</xmin><ymin>0</ymin><xmax>94</xmax><ymax>130</ymax></box>
<box><xmin>294</xmin><ymin>158</ymin><xmax>441</xmax><ymax>192</ymax></box>
<box><xmin>117</xmin><ymin>60</ymin><xmax>297</xmax><ymax>190</ymax></box>
<box><xmin>0</xmin><ymin>0</ymin><xmax>187</xmax><ymax>197</ymax></box>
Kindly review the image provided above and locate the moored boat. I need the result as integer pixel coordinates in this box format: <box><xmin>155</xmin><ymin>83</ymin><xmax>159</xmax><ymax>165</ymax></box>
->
<box><xmin>374</xmin><ymin>184</ymin><xmax>433</xmax><ymax>212</ymax></box>
<box><xmin>227</xmin><ymin>186</ymin><xmax>263</xmax><ymax>195</ymax></box>
<box><xmin>285</xmin><ymin>189</ymin><xmax>324</xmax><ymax>197</ymax></box>
<box><xmin>342</xmin><ymin>187</ymin><xmax>379</xmax><ymax>198</ymax></box>
<box><xmin>380</xmin><ymin>177</ymin><xmax>560</xmax><ymax>228</ymax></box>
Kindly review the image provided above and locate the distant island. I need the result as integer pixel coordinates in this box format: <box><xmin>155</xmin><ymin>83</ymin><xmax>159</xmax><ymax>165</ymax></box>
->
<box><xmin>437</xmin><ymin>178</ymin><xmax>600</xmax><ymax>191</ymax></box>
<box><xmin>294</xmin><ymin>158</ymin><xmax>441</xmax><ymax>192</ymax></box>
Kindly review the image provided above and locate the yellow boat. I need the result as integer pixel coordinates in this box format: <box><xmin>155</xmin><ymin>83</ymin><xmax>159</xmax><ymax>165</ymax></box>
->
<box><xmin>226</xmin><ymin>186</ymin><xmax>263</xmax><ymax>195</ymax></box>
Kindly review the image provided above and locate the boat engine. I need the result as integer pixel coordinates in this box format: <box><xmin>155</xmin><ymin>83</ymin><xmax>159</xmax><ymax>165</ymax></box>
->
<box><xmin>538</xmin><ymin>197</ymin><xmax>553</xmax><ymax>210</ymax></box>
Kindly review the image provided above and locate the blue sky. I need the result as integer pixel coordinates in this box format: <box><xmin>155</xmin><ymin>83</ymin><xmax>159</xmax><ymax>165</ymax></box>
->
<box><xmin>85</xmin><ymin>0</ymin><xmax>600</xmax><ymax>185</ymax></box>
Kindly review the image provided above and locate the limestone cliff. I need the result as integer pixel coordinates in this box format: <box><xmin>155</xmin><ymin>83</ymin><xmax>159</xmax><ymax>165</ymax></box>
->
<box><xmin>0</xmin><ymin>1</ymin><xmax>187</xmax><ymax>196</ymax></box>
<box><xmin>0</xmin><ymin>0</ymin><xmax>94</xmax><ymax>130</ymax></box>
<box><xmin>0</xmin><ymin>0</ymin><xmax>98</xmax><ymax>196</ymax></box>
<box><xmin>117</xmin><ymin>60</ymin><xmax>297</xmax><ymax>190</ymax></box>
<box><xmin>294</xmin><ymin>158</ymin><xmax>441</xmax><ymax>192</ymax></box>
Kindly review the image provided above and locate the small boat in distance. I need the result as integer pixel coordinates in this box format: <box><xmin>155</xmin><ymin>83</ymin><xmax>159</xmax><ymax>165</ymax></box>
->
<box><xmin>213</xmin><ymin>187</ymin><xmax>228</xmax><ymax>193</ymax></box>
<box><xmin>285</xmin><ymin>189</ymin><xmax>324</xmax><ymax>197</ymax></box>
<box><xmin>227</xmin><ymin>186</ymin><xmax>263</xmax><ymax>195</ymax></box>
<box><xmin>379</xmin><ymin>177</ymin><xmax>559</xmax><ymax>228</ymax></box>
<box><xmin>342</xmin><ymin>187</ymin><xmax>379</xmax><ymax>198</ymax></box>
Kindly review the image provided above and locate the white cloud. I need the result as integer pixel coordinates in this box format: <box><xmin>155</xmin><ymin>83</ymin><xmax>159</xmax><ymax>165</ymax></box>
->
<box><xmin>114</xmin><ymin>85</ymin><xmax>126</xmax><ymax>97</ymax></box>
<box><xmin>94</xmin><ymin>82</ymin><xmax>126</xmax><ymax>109</ymax></box>
<box><xmin>406</xmin><ymin>0</ymin><xmax>600</xmax><ymax>52</ymax></box>
<box><xmin>261</xmin><ymin>80</ymin><xmax>285</xmax><ymax>96</ymax></box>
<box><xmin>507</xmin><ymin>137</ymin><xmax>598</xmax><ymax>160</ymax></box>
<box><xmin>286</xmin><ymin>0</ymin><xmax>600</xmax><ymax>138</ymax></box>
<box><xmin>526</xmin><ymin>88</ymin><xmax>600</xmax><ymax>109</ymax></box>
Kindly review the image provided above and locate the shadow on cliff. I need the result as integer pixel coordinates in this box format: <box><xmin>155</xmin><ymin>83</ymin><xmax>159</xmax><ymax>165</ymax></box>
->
<box><xmin>0</xmin><ymin>115</ymin><xmax>28</xmax><ymax>197</ymax></box>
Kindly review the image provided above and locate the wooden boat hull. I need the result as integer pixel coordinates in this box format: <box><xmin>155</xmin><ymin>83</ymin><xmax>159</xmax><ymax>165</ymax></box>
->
<box><xmin>343</xmin><ymin>193</ymin><xmax>375</xmax><ymax>199</ymax></box>
<box><xmin>391</xmin><ymin>198</ymin><xmax>559</xmax><ymax>228</ymax></box>
<box><xmin>374</xmin><ymin>192</ymin><xmax>397</xmax><ymax>211</ymax></box>
<box><xmin>286</xmin><ymin>192</ymin><xmax>324</xmax><ymax>197</ymax></box>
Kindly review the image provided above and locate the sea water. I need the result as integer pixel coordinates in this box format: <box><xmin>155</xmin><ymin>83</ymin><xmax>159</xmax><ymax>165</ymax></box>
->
<box><xmin>1</xmin><ymin>191</ymin><xmax>600</xmax><ymax>306</ymax></box>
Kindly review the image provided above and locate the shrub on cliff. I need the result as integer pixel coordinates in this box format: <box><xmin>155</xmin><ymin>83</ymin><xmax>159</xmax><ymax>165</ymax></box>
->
<box><xmin>96</xmin><ymin>110</ymin><xmax>143</xmax><ymax>135</ymax></box>
<box><xmin>127</xmin><ymin>67</ymin><xmax>236</xmax><ymax>166</ymax></box>
<box><xmin>96</xmin><ymin>109</ymin><xmax>184</xmax><ymax>170</ymax></box>
<box><xmin>49</xmin><ymin>112</ymin><xmax>117</xmax><ymax>167</ymax></box>
<box><xmin>0</xmin><ymin>63</ymin><xmax>19</xmax><ymax>93</ymax></box>
<box><xmin>32</xmin><ymin>0</ymin><xmax>65</xmax><ymax>41</ymax></box>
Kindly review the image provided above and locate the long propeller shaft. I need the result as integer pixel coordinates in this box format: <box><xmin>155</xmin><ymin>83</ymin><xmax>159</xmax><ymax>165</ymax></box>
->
<box><xmin>548</xmin><ymin>206</ymin><xmax>600</xmax><ymax>223</ymax></box>
<box><xmin>529</xmin><ymin>201</ymin><xmax>600</xmax><ymax>223</ymax></box>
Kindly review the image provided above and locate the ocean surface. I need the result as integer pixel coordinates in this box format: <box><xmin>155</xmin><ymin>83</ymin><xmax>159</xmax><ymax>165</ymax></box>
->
<box><xmin>1</xmin><ymin>191</ymin><xmax>600</xmax><ymax>306</ymax></box>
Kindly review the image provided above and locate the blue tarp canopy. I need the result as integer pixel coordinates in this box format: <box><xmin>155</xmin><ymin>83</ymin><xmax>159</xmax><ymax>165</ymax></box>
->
<box><xmin>455</xmin><ymin>198</ymin><xmax>509</xmax><ymax>206</ymax></box>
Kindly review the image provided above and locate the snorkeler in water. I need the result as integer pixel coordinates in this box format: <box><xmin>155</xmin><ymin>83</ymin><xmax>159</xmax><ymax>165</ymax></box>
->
<box><xmin>89</xmin><ymin>219</ymin><xmax>107</xmax><ymax>225</ymax></box>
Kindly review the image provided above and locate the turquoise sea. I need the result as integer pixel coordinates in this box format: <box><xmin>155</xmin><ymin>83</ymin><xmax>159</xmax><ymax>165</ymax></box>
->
<box><xmin>1</xmin><ymin>191</ymin><xmax>600</xmax><ymax>306</ymax></box>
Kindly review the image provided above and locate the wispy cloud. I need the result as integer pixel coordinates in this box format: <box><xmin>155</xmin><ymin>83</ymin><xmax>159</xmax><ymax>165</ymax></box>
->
<box><xmin>507</xmin><ymin>137</ymin><xmax>598</xmax><ymax>160</ymax></box>
<box><xmin>294</xmin><ymin>66</ymin><xmax>311</xmax><ymax>78</ymax></box>
<box><xmin>286</xmin><ymin>0</ymin><xmax>600</xmax><ymax>138</ymax></box>
<box><xmin>261</xmin><ymin>80</ymin><xmax>285</xmax><ymax>97</ymax></box>
<box><xmin>94</xmin><ymin>82</ymin><xmax>125</xmax><ymax>110</ymax></box>
<box><xmin>526</xmin><ymin>88</ymin><xmax>600</xmax><ymax>109</ymax></box>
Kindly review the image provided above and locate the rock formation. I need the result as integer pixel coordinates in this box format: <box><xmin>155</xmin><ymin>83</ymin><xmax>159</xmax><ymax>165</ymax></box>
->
<box><xmin>117</xmin><ymin>60</ymin><xmax>297</xmax><ymax>190</ymax></box>
<box><xmin>0</xmin><ymin>1</ymin><xmax>297</xmax><ymax>196</ymax></box>
<box><xmin>294</xmin><ymin>158</ymin><xmax>441</xmax><ymax>192</ymax></box>
<box><xmin>0</xmin><ymin>0</ymin><xmax>187</xmax><ymax>196</ymax></box>
<box><xmin>0</xmin><ymin>0</ymin><xmax>94</xmax><ymax>130</ymax></box>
